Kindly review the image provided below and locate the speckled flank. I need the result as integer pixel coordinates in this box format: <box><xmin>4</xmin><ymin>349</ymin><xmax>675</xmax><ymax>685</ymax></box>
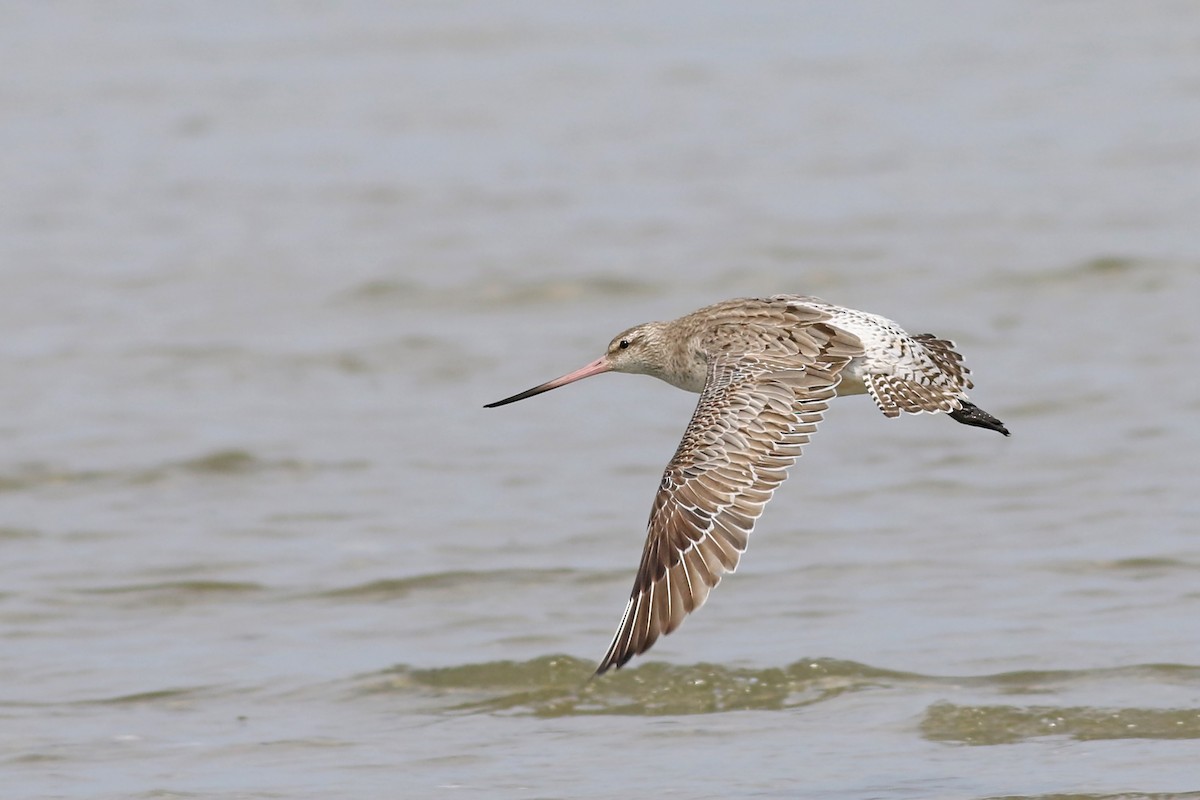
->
<box><xmin>485</xmin><ymin>295</ymin><xmax>1008</xmax><ymax>674</ymax></box>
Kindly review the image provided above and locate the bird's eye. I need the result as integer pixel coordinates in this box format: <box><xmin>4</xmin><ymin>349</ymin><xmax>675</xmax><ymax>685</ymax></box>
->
<box><xmin>619</xmin><ymin>339</ymin><xmax>630</xmax><ymax>350</ymax></box>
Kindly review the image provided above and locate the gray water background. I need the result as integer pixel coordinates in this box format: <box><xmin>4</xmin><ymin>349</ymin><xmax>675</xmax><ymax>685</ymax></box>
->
<box><xmin>2</xmin><ymin>2</ymin><xmax>1199</xmax><ymax>798</ymax></box>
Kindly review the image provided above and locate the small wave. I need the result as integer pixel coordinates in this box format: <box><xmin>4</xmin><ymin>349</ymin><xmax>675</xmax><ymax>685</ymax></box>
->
<box><xmin>0</xmin><ymin>526</ymin><xmax>39</xmax><ymax>540</ymax></box>
<box><xmin>335</xmin><ymin>275</ymin><xmax>662</xmax><ymax>310</ymax></box>
<box><xmin>88</xmin><ymin>686</ymin><xmax>215</xmax><ymax>706</ymax></box>
<box><xmin>162</xmin><ymin>449</ymin><xmax>344</xmax><ymax>478</ymax></box>
<box><xmin>175</xmin><ymin>449</ymin><xmax>270</xmax><ymax>475</ymax></box>
<box><xmin>1047</xmin><ymin>557</ymin><xmax>1200</xmax><ymax>578</ymax></box>
<box><xmin>316</xmin><ymin>568</ymin><xmax>576</xmax><ymax>600</ymax></box>
<box><xmin>922</xmin><ymin>701</ymin><xmax>1200</xmax><ymax>745</ymax></box>
<box><xmin>0</xmin><ymin>463</ymin><xmax>104</xmax><ymax>492</ymax></box>
<box><xmin>989</xmin><ymin>256</ymin><xmax>1187</xmax><ymax>290</ymax></box>
<box><xmin>0</xmin><ymin>450</ymin><xmax>344</xmax><ymax>493</ymax></box>
<box><xmin>368</xmin><ymin>655</ymin><xmax>912</xmax><ymax>716</ymax></box>
<box><xmin>365</xmin><ymin>657</ymin><xmax>1200</xmax><ymax>721</ymax></box>
<box><xmin>78</xmin><ymin>581</ymin><xmax>266</xmax><ymax>604</ymax></box>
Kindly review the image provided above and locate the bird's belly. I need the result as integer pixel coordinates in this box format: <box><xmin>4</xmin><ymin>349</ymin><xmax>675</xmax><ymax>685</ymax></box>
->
<box><xmin>836</xmin><ymin>359</ymin><xmax>869</xmax><ymax>396</ymax></box>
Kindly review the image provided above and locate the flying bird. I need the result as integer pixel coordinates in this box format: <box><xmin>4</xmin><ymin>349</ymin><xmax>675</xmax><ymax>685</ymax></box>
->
<box><xmin>485</xmin><ymin>295</ymin><xmax>1008</xmax><ymax>674</ymax></box>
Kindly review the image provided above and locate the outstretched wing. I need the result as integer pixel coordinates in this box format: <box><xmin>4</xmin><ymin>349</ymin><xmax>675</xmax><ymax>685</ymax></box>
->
<box><xmin>595</xmin><ymin>322</ymin><xmax>861</xmax><ymax>674</ymax></box>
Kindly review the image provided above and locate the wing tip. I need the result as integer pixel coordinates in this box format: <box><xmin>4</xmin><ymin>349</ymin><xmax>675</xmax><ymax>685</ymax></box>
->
<box><xmin>594</xmin><ymin>631</ymin><xmax>640</xmax><ymax>676</ymax></box>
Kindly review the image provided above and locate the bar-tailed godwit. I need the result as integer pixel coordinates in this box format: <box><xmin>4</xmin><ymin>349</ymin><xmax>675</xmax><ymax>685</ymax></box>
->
<box><xmin>485</xmin><ymin>295</ymin><xmax>1008</xmax><ymax>674</ymax></box>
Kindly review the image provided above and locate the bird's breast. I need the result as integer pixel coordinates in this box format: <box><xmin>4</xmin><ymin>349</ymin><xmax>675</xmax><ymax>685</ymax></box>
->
<box><xmin>656</xmin><ymin>347</ymin><xmax>709</xmax><ymax>393</ymax></box>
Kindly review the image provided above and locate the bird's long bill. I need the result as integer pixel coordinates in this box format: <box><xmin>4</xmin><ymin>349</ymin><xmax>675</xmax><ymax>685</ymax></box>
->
<box><xmin>484</xmin><ymin>355</ymin><xmax>611</xmax><ymax>408</ymax></box>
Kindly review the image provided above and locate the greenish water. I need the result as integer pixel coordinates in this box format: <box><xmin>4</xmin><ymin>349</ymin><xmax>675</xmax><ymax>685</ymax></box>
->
<box><xmin>390</xmin><ymin>656</ymin><xmax>1200</xmax><ymax>732</ymax></box>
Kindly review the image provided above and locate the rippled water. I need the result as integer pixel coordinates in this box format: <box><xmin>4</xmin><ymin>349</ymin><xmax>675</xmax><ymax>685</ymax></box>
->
<box><xmin>3</xmin><ymin>2</ymin><xmax>1199</xmax><ymax>798</ymax></box>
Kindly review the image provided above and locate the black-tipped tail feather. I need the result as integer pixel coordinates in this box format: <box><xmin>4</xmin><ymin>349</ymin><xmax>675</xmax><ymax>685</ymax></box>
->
<box><xmin>949</xmin><ymin>401</ymin><xmax>1010</xmax><ymax>436</ymax></box>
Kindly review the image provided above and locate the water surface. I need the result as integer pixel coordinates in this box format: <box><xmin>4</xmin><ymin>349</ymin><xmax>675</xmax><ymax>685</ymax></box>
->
<box><xmin>2</xmin><ymin>2</ymin><xmax>1198</xmax><ymax>798</ymax></box>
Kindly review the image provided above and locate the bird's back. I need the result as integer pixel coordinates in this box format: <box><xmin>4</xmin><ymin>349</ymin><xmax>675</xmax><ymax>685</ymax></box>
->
<box><xmin>665</xmin><ymin>294</ymin><xmax>980</xmax><ymax>418</ymax></box>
